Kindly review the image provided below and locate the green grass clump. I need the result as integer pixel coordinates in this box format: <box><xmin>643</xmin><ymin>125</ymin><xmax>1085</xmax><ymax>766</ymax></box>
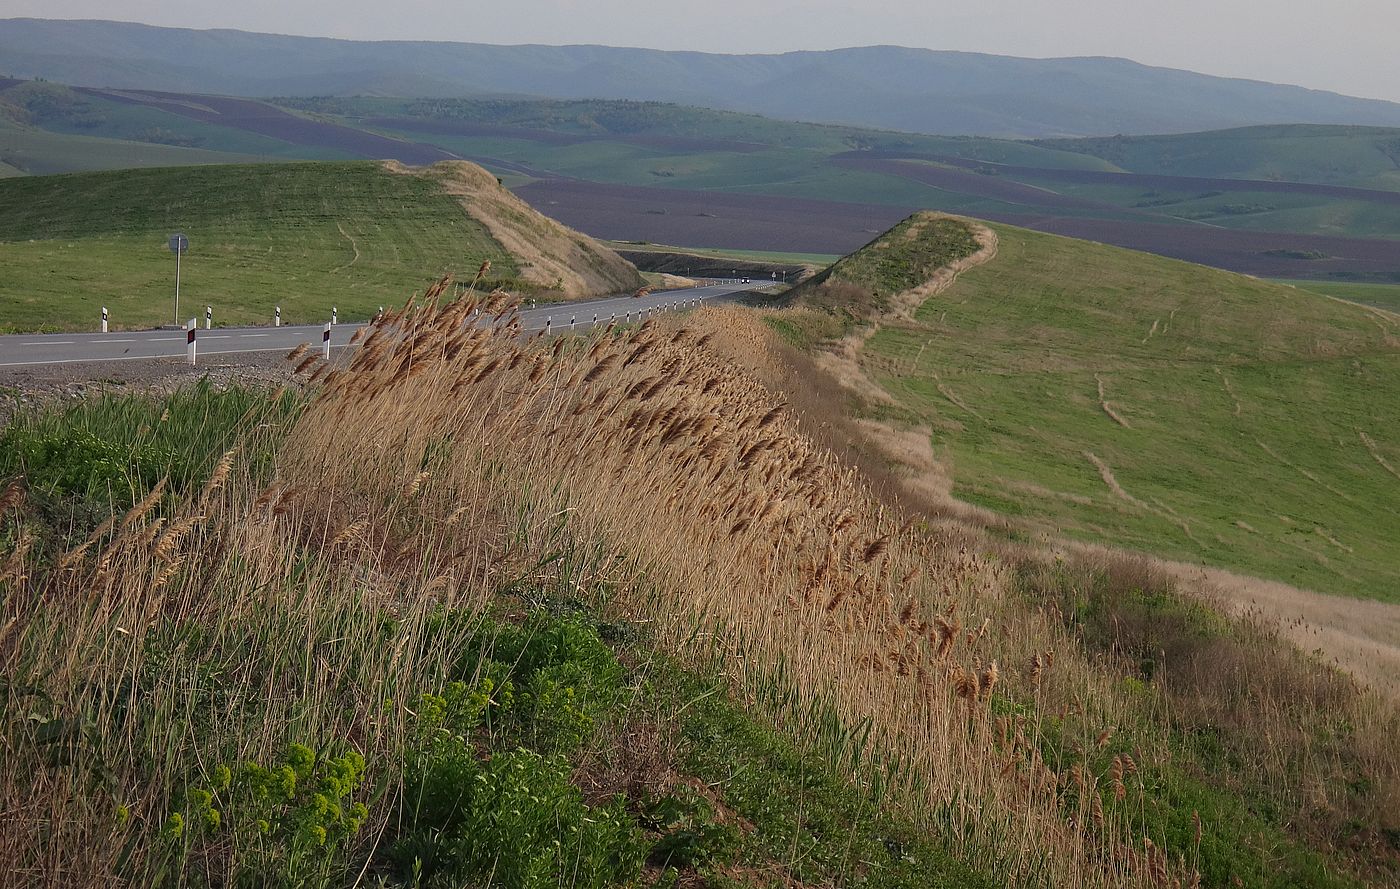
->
<box><xmin>0</xmin><ymin>162</ymin><xmax>522</xmax><ymax>330</ymax></box>
<box><xmin>0</xmin><ymin>380</ymin><xmax>300</xmax><ymax>537</ymax></box>
<box><xmin>814</xmin><ymin>213</ymin><xmax>980</xmax><ymax>307</ymax></box>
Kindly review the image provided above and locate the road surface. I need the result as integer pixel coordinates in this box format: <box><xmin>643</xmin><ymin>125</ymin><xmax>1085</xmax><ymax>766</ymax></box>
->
<box><xmin>0</xmin><ymin>282</ymin><xmax>765</xmax><ymax>368</ymax></box>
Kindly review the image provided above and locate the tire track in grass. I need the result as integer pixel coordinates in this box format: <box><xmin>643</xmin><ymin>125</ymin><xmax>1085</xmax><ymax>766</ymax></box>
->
<box><xmin>1360</xmin><ymin>430</ymin><xmax>1400</xmax><ymax>482</ymax></box>
<box><xmin>934</xmin><ymin>371</ymin><xmax>985</xmax><ymax>420</ymax></box>
<box><xmin>1214</xmin><ymin>366</ymin><xmax>1242</xmax><ymax>417</ymax></box>
<box><xmin>1255</xmin><ymin>439</ymin><xmax>1356</xmax><ymax>503</ymax></box>
<box><xmin>330</xmin><ymin>222</ymin><xmax>362</xmax><ymax>275</ymax></box>
<box><xmin>1094</xmin><ymin>374</ymin><xmax>1132</xmax><ymax>428</ymax></box>
<box><xmin>1083</xmin><ymin>450</ymin><xmax>1198</xmax><ymax>543</ymax></box>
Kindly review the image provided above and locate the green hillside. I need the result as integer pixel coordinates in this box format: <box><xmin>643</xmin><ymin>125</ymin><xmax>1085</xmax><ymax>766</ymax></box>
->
<box><xmin>801</xmin><ymin>218</ymin><xmax>1400</xmax><ymax>601</ymax></box>
<box><xmin>0</xmin><ymin>160</ymin><xmax>643</xmax><ymax>332</ymax></box>
<box><xmin>1038</xmin><ymin>125</ymin><xmax>1400</xmax><ymax>191</ymax></box>
<box><xmin>0</xmin><ymin>162</ymin><xmax>522</xmax><ymax>330</ymax></box>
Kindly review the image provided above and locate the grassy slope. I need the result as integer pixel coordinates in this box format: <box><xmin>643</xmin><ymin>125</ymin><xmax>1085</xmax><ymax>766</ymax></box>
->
<box><xmin>1281</xmin><ymin>279</ymin><xmax>1400</xmax><ymax>311</ymax></box>
<box><xmin>854</xmin><ymin>224</ymin><xmax>1400</xmax><ymax>601</ymax></box>
<box><xmin>0</xmin><ymin>162</ymin><xmax>525</xmax><ymax>331</ymax></box>
<box><xmin>1036</xmin><ymin>125</ymin><xmax>1400</xmax><ymax>191</ymax></box>
<box><xmin>0</xmin><ymin>118</ymin><xmax>267</xmax><ymax>176</ymax></box>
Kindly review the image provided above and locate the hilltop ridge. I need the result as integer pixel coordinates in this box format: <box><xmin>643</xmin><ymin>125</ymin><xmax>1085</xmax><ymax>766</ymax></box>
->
<box><xmin>7</xmin><ymin>18</ymin><xmax>1400</xmax><ymax>137</ymax></box>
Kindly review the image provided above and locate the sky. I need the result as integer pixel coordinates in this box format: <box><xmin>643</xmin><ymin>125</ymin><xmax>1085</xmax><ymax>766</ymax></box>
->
<box><xmin>5</xmin><ymin>0</ymin><xmax>1398</xmax><ymax>103</ymax></box>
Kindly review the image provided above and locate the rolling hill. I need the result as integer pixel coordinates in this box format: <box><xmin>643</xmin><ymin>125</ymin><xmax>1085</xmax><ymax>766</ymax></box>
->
<box><xmin>783</xmin><ymin>213</ymin><xmax>1400</xmax><ymax>602</ymax></box>
<box><xmin>1038</xmin><ymin>125</ymin><xmax>1400</xmax><ymax>191</ymax></box>
<box><xmin>0</xmin><ymin>160</ymin><xmax>642</xmax><ymax>331</ymax></box>
<box><xmin>8</xmin><ymin>18</ymin><xmax>1400</xmax><ymax>138</ymax></box>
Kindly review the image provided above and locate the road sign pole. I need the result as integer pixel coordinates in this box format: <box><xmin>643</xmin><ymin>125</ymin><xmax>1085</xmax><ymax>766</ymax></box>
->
<box><xmin>174</xmin><ymin>248</ymin><xmax>181</xmax><ymax>325</ymax></box>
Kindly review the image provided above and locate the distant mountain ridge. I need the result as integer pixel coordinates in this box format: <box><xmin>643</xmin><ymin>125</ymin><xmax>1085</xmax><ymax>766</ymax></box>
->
<box><xmin>6</xmin><ymin>18</ymin><xmax>1400</xmax><ymax>138</ymax></box>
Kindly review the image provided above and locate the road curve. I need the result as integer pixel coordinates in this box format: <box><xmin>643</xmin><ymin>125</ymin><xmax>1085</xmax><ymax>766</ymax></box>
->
<box><xmin>0</xmin><ymin>282</ymin><xmax>765</xmax><ymax>369</ymax></box>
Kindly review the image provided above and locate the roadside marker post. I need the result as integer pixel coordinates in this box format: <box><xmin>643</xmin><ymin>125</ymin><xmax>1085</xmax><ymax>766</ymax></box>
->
<box><xmin>592</xmin><ymin>314</ymin><xmax>597</xmax><ymax>327</ymax></box>
<box><xmin>205</xmin><ymin>306</ymin><xmax>212</xmax><ymax>329</ymax></box>
<box><xmin>275</xmin><ymin>306</ymin><xmax>281</xmax><ymax>327</ymax></box>
<box><xmin>332</xmin><ymin>306</ymin><xmax>338</xmax><ymax>326</ymax></box>
<box><xmin>570</xmin><ymin>316</ymin><xmax>576</xmax><ymax>330</ymax></box>
<box><xmin>322</xmin><ymin>323</ymin><xmax>332</xmax><ymax>359</ymax></box>
<box><xmin>185</xmin><ymin>318</ymin><xmax>197</xmax><ymax>365</ymax></box>
<box><xmin>101</xmin><ymin>306</ymin><xmax>108</xmax><ymax>334</ymax></box>
<box><xmin>546</xmin><ymin>317</ymin><xmax>552</xmax><ymax>334</ymax></box>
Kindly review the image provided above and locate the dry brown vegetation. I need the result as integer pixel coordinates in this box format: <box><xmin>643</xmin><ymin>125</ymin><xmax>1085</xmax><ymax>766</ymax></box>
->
<box><xmin>388</xmin><ymin>159</ymin><xmax>645</xmax><ymax>298</ymax></box>
<box><xmin>2</xmin><ymin>249</ymin><xmax>1398</xmax><ymax>886</ymax></box>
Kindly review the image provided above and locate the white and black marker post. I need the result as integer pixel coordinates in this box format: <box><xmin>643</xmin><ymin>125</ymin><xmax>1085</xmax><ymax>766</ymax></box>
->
<box><xmin>546</xmin><ymin>316</ymin><xmax>552</xmax><ymax>335</ymax></box>
<box><xmin>331</xmin><ymin>306</ymin><xmax>338</xmax><ymax>326</ymax></box>
<box><xmin>322</xmin><ymin>322</ymin><xmax>332</xmax><ymax>360</ymax></box>
<box><xmin>101</xmin><ymin>306</ymin><xmax>108</xmax><ymax>334</ymax></box>
<box><xmin>205</xmin><ymin>305</ymin><xmax>212</xmax><ymax>329</ymax></box>
<box><xmin>570</xmin><ymin>315</ymin><xmax>576</xmax><ymax>331</ymax></box>
<box><xmin>185</xmin><ymin>318</ymin><xmax>197</xmax><ymax>365</ymax></box>
<box><xmin>275</xmin><ymin>306</ymin><xmax>281</xmax><ymax>327</ymax></box>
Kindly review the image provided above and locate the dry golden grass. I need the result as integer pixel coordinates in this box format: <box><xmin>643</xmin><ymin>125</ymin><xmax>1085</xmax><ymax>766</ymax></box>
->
<box><xmin>386</xmin><ymin>160</ymin><xmax>644</xmax><ymax>299</ymax></box>
<box><xmin>3</xmin><ymin>267</ymin><xmax>1397</xmax><ymax>886</ymax></box>
<box><xmin>306</xmin><ymin>288</ymin><xmax>1204</xmax><ymax>886</ymax></box>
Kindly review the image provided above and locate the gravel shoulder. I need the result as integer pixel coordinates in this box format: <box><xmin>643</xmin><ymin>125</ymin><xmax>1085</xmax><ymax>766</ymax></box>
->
<box><xmin>0</xmin><ymin>352</ymin><xmax>298</xmax><ymax>423</ymax></box>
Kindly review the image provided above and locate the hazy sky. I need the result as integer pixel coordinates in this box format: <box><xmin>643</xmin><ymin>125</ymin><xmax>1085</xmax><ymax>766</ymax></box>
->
<box><xmin>7</xmin><ymin>0</ymin><xmax>1399</xmax><ymax>102</ymax></box>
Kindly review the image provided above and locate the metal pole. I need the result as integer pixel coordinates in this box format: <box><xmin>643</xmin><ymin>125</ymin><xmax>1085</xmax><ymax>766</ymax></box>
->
<box><xmin>174</xmin><ymin>248</ymin><xmax>181</xmax><ymax>325</ymax></box>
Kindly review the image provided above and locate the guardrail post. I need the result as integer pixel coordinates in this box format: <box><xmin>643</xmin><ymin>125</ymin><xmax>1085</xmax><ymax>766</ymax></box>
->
<box><xmin>185</xmin><ymin>318</ymin><xmax>197</xmax><ymax>365</ymax></box>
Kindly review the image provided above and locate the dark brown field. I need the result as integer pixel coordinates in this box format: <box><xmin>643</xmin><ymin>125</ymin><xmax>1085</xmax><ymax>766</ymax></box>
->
<box><xmin>515</xmin><ymin>177</ymin><xmax>1400</xmax><ymax>279</ymax></box>
<box><xmin>515</xmin><ymin>178</ymin><xmax>909</xmax><ymax>254</ymax></box>
<box><xmin>363</xmin><ymin>116</ymin><xmax>768</xmax><ymax>154</ymax></box>
<box><xmin>837</xmin><ymin>150</ymin><xmax>1400</xmax><ymax>208</ymax></box>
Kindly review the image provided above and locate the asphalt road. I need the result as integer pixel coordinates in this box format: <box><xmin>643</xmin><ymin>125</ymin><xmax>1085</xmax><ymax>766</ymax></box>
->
<box><xmin>0</xmin><ymin>282</ymin><xmax>765</xmax><ymax>368</ymax></box>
